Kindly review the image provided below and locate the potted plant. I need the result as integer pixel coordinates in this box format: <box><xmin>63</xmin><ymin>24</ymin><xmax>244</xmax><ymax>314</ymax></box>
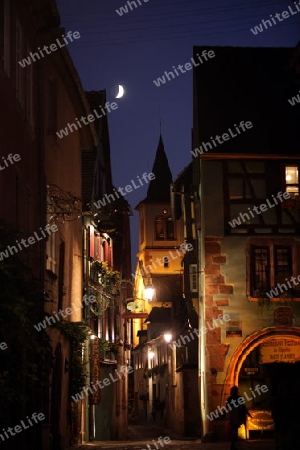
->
<box><xmin>91</xmin><ymin>260</ymin><xmax>120</xmax><ymax>283</ymax></box>
<box><xmin>109</xmin><ymin>342</ymin><xmax>119</xmax><ymax>357</ymax></box>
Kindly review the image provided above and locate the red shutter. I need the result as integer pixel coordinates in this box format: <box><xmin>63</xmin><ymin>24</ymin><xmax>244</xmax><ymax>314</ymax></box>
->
<box><xmin>95</xmin><ymin>235</ymin><xmax>100</xmax><ymax>259</ymax></box>
<box><xmin>103</xmin><ymin>240</ymin><xmax>108</xmax><ymax>262</ymax></box>
<box><xmin>89</xmin><ymin>227</ymin><xmax>94</xmax><ymax>258</ymax></box>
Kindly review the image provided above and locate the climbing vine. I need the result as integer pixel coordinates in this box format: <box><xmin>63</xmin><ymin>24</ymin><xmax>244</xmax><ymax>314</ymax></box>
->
<box><xmin>90</xmin><ymin>259</ymin><xmax>121</xmax><ymax>286</ymax></box>
<box><xmin>0</xmin><ymin>221</ymin><xmax>52</xmax><ymax>426</ymax></box>
<box><xmin>51</xmin><ymin>320</ymin><xmax>90</xmax><ymax>398</ymax></box>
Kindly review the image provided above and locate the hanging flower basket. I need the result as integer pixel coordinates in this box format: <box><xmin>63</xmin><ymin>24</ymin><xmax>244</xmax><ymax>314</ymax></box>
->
<box><xmin>91</xmin><ymin>260</ymin><xmax>121</xmax><ymax>287</ymax></box>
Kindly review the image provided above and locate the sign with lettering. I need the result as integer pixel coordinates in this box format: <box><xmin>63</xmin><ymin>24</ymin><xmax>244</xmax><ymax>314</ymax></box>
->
<box><xmin>122</xmin><ymin>312</ymin><xmax>148</xmax><ymax>319</ymax></box>
<box><xmin>244</xmin><ymin>367</ymin><xmax>259</xmax><ymax>375</ymax></box>
<box><xmin>247</xmin><ymin>410</ymin><xmax>274</xmax><ymax>430</ymax></box>
<box><xmin>90</xmin><ymin>338</ymin><xmax>101</xmax><ymax>405</ymax></box>
<box><xmin>259</xmin><ymin>339</ymin><xmax>300</xmax><ymax>364</ymax></box>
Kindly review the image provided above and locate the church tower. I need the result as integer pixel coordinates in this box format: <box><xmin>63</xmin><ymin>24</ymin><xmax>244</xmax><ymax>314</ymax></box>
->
<box><xmin>132</xmin><ymin>135</ymin><xmax>185</xmax><ymax>344</ymax></box>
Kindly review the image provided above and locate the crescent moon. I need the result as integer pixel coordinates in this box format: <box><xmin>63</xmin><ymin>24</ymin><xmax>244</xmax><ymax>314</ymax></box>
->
<box><xmin>115</xmin><ymin>85</ymin><xmax>124</xmax><ymax>98</ymax></box>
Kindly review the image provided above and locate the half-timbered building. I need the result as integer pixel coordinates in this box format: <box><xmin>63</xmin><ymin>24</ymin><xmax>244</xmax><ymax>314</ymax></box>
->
<box><xmin>191</xmin><ymin>44</ymin><xmax>300</xmax><ymax>440</ymax></box>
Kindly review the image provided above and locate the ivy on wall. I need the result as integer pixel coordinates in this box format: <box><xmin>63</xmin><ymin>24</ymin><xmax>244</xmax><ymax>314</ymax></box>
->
<box><xmin>50</xmin><ymin>320</ymin><xmax>90</xmax><ymax>398</ymax></box>
<box><xmin>0</xmin><ymin>221</ymin><xmax>52</xmax><ymax>426</ymax></box>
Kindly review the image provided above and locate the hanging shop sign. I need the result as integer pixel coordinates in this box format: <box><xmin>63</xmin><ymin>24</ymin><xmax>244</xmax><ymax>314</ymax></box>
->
<box><xmin>90</xmin><ymin>338</ymin><xmax>101</xmax><ymax>405</ymax></box>
<box><xmin>247</xmin><ymin>410</ymin><xmax>274</xmax><ymax>430</ymax></box>
<box><xmin>259</xmin><ymin>339</ymin><xmax>300</xmax><ymax>364</ymax></box>
<box><xmin>122</xmin><ymin>312</ymin><xmax>149</xmax><ymax>319</ymax></box>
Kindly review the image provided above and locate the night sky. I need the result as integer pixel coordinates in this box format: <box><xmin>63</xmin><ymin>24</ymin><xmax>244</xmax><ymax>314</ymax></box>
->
<box><xmin>56</xmin><ymin>0</ymin><xmax>300</xmax><ymax>263</ymax></box>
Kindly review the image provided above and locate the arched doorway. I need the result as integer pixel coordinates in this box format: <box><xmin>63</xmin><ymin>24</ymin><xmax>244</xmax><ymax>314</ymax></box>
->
<box><xmin>221</xmin><ymin>326</ymin><xmax>300</xmax><ymax>439</ymax></box>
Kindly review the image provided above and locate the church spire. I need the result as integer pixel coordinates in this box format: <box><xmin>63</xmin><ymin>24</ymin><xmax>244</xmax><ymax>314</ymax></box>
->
<box><xmin>145</xmin><ymin>134</ymin><xmax>173</xmax><ymax>202</ymax></box>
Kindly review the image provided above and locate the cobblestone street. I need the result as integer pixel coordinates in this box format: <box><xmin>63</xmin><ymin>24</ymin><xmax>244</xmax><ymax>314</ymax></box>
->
<box><xmin>74</xmin><ymin>439</ymin><xmax>276</xmax><ymax>450</ymax></box>
<box><xmin>74</xmin><ymin>418</ymin><xmax>276</xmax><ymax>450</ymax></box>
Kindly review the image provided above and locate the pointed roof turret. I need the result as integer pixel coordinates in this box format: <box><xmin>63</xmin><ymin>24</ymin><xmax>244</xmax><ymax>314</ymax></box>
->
<box><xmin>144</xmin><ymin>135</ymin><xmax>173</xmax><ymax>203</ymax></box>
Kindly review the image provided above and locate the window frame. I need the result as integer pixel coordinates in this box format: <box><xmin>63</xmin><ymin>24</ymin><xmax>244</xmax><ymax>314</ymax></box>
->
<box><xmin>166</xmin><ymin>216</ymin><xmax>175</xmax><ymax>239</ymax></box>
<box><xmin>284</xmin><ymin>164</ymin><xmax>300</xmax><ymax>197</ymax></box>
<box><xmin>163</xmin><ymin>256</ymin><xmax>169</xmax><ymax>268</ymax></box>
<box><xmin>274</xmin><ymin>245</ymin><xmax>292</xmax><ymax>286</ymax></box>
<box><xmin>46</xmin><ymin>226</ymin><xmax>57</xmax><ymax>274</ymax></box>
<box><xmin>250</xmin><ymin>245</ymin><xmax>270</xmax><ymax>293</ymax></box>
<box><xmin>248</xmin><ymin>241</ymin><xmax>296</xmax><ymax>299</ymax></box>
<box><xmin>189</xmin><ymin>263</ymin><xmax>198</xmax><ymax>293</ymax></box>
<box><xmin>154</xmin><ymin>216</ymin><xmax>165</xmax><ymax>240</ymax></box>
<box><xmin>154</xmin><ymin>215</ymin><xmax>175</xmax><ymax>241</ymax></box>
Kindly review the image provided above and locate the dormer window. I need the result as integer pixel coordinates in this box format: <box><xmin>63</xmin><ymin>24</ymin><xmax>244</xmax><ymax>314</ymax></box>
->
<box><xmin>154</xmin><ymin>216</ymin><xmax>175</xmax><ymax>240</ymax></box>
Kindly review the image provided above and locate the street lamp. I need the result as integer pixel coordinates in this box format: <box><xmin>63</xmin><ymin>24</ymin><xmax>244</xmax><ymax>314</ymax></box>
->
<box><xmin>163</xmin><ymin>333</ymin><xmax>172</xmax><ymax>343</ymax></box>
<box><xmin>144</xmin><ymin>281</ymin><xmax>155</xmax><ymax>301</ymax></box>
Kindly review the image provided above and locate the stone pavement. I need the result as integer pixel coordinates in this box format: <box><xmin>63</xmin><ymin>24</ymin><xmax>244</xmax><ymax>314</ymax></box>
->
<box><xmin>74</xmin><ymin>439</ymin><xmax>276</xmax><ymax>450</ymax></box>
<box><xmin>73</xmin><ymin>418</ymin><xmax>276</xmax><ymax>450</ymax></box>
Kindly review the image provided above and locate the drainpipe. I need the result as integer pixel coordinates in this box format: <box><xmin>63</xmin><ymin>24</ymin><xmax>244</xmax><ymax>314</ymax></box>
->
<box><xmin>81</xmin><ymin>338</ymin><xmax>90</xmax><ymax>442</ymax></box>
<box><xmin>197</xmin><ymin>164</ymin><xmax>208</xmax><ymax>437</ymax></box>
<box><xmin>37</xmin><ymin>56</ymin><xmax>46</xmax><ymax>450</ymax></box>
<box><xmin>82</xmin><ymin>224</ymin><xmax>90</xmax><ymax>442</ymax></box>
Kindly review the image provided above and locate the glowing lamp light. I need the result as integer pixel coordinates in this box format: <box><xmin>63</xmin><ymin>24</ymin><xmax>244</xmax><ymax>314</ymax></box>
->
<box><xmin>144</xmin><ymin>282</ymin><xmax>155</xmax><ymax>301</ymax></box>
<box><xmin>149</xmin><ymin>351</ymin><xmax>155</xmax><ymax>359</ymax></box>
<box><xmin>90</xmin><ymin>334</ymin><xmax>97</xmax><ymax>340</ymax></box>
<box><xmin>163</xmin><ymin>333</ymin><xmax>172</xmax><ymax>343</ymax></box>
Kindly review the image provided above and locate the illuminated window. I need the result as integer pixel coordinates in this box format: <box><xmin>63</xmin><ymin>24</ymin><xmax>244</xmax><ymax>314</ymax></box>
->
<box><xmin>285</xmin><ymin>165</ymin><xmax>299</xmax><ymax>196</ymax></box>
<box><xmin>154</xmin><ymin>216</ymin><xmax>175</xmax><ymax>240</ymax></box>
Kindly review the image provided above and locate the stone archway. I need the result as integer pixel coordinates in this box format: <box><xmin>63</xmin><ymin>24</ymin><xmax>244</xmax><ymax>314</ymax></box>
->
<box><xmin>221</xmin><ymin>326</ymin><xmax>300</xmax><ymax>405</ymax></box>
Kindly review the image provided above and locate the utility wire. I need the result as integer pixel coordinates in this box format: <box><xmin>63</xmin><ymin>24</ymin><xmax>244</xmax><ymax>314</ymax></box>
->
<box><xmin>67</xmin><ymin>18</ymin><xmax>300</xmax><ymax>48</ymax></box>
<box><xmin>70</xmin><ymin>11</ymin><xmax>296</xmax><ymax>36</ymax></box>
<box><xmin>61</xmin><ymin>0</ymin><xmax>284</xmax><ymax>19</ymax></box>
<box><xmin>56</xmin><ymin>0</ymin><xmax>300</xmax><ymax>48</ymax></box>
